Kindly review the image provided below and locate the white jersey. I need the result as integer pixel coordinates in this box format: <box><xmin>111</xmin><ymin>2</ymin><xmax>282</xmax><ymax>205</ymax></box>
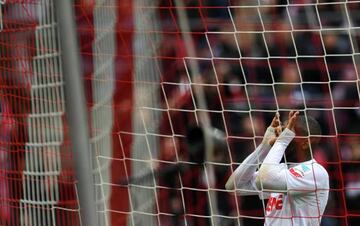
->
<box><xmin>229</xmin><ymin>127</ymin><xmax>330</xmax><ymax>226</ymax></box>
<box><xmin>260</xmin><ymin>159</ymin><xmax>329</xmax><ymax>226</ymax></box>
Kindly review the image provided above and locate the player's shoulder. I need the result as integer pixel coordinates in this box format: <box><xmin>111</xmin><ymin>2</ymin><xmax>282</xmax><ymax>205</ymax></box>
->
<box><xmin>312</xmin><ymin>160</ymin><xmax>329</xmax><ymax>179</ymax></box>
<box><xmin>311</xmin><ymin>160</ymin><xmax>330</xmax><ymax>189</ymax></box>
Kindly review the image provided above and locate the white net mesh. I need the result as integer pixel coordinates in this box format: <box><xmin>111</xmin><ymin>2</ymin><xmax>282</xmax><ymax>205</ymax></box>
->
<box><xmin>22</xmin><ymin>0</ymin><xmax>63</xmax><ymax>225</ymax></box>
<box><xmin>121</xmin><ymin>1</ymin><xmax>360</xmax><ymax>226</ymax></box>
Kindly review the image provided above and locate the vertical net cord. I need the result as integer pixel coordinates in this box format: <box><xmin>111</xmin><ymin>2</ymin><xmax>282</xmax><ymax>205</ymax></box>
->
<box><xmin>174</xmin><ymin>0</ymin><xmax>220</xmax><ymax>225</ymax></box>
<box><xmin>0</xmin><ymin>3</ymin><xmax>3</xmax><ymax>32</ymax></box>
<box><xmin>91</xmin><ymin>1</ymin><xmax>117</xmax><ymax>226</ymax></box>
<box><xmin>227</xmin><ymin>6</ymin><xmax>252</xmax><ymax>226</ymax></box>
<box><xmin>130</xmin><ymin>0</ymin><xmax>162</xmax><ymax>225</ymax></box>
<box><xmin>227</xmin><ymin>2</ymin><xmax>277</xmax><ymax>223</ymax></box>
<box><xmin>321</xmin><ymin>2</ymin><xmax>353</xmax><ymax>225</ymax></box>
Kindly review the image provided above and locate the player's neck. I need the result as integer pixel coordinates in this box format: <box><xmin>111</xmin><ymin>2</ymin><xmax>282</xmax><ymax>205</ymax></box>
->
<box><xmin>300</xmin><ymin>148</ymin><xmax>313</xmax><ymax>162</ymax></box>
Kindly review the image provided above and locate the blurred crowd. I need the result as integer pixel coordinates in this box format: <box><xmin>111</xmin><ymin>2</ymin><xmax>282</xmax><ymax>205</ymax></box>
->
<box><xmin>157</xmin><ymin>0</ymin><xmax>360</xmax><ymax>226</ymax></box>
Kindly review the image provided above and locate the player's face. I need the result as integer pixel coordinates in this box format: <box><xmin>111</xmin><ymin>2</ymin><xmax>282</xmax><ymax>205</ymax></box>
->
<box><xmin>294</xmin><ymin>137</ymin><xmax>308</xmax><ymax>151</ymax></box>
<box><xmin>294</xmin><ymin>126</ymin><xmax>314</xmax><ymax>161</ymax></box>
<box><xmin>293</xmin><ymin>126</ymin><xmax>307</xmax><ymax>149</ymax></box>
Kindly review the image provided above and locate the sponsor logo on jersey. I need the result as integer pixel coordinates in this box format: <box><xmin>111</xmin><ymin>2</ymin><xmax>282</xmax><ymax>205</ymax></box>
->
<box><xmin>266</xmin><ymin>194</ymin><xmax>283</xmax><ymax>212</ymax></box>
<box><xmin>301</xmin><ymin>164</ymin><xmax>310</xmax><ymax>173</ymax></box>
<box><xmin>289</xmin><ymin>164</ymin><xmax>311</xmax><ymax>178</ymax></box>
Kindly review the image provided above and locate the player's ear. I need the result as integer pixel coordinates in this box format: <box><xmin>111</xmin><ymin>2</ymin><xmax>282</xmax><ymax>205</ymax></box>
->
<box><xmin>301</xmin><ymin>139</ymin><xmax>309</xmax><ymax>151</ymax></box>
<box><xmin>300</xmin><ymin>137</ymin><xmax>320</xmax><ymax>151</ymax></box>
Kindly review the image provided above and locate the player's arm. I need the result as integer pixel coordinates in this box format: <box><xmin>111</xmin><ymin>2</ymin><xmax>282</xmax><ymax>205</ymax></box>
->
<box><xmin>225</xmin><ymin>114</ymin><xmax>280</xmax><ymax>195</ymax></box>
<box><xmin>255</xmin><ymin>111</ymin><xmax>298</xmax><ymax>192</ymax></box>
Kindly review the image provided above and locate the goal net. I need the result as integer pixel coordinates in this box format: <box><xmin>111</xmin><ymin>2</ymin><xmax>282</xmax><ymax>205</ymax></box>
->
<box><xmin>118</xmin><ymin>0</ymin><xmax>360</xmax><ymax>226</ymax></box>
<box><xmin>0</xmin><ymin>0</ymin><xmax>359</xmax><ymax>226</ymax></box>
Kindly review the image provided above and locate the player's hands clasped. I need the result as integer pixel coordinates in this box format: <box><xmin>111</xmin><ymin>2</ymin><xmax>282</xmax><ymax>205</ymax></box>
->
<box><xmin>267</xmin><ymin>111</ymin><xmax>299</xmax><ymax>145</ymax></box>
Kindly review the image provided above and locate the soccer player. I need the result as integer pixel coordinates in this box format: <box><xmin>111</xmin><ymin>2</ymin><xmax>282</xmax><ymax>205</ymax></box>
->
<box><xmin>225</xmin><ymin>111</ymin><xmax>329</xmax><ymax>225</ymax></box>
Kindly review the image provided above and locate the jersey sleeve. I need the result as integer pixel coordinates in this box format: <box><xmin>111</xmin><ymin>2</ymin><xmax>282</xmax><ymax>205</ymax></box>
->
<box><xmin>235</xmin><ymin>171</ymin><xmax>272</xmax><ymax>199</ymax></box>
<box><xmin>254</xmin><ymin>163</ymin><xmax>288</xmax><ymax>198</ymax></box>
<box><xmin>286</xmin><ymin>162</ymin><xmax>329</xmax><ymax>195</ymax></box>
<box><xmin>253</xmin><ymin>172</ymin><xmax>272</xmax><ymax>200</ymax></box>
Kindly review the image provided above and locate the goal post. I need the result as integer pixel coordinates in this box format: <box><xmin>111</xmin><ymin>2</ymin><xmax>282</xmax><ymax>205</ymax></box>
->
<box><xmin>54</xmin><ymin>1</ymin><xmax>98</xmax><ymax>226</ymax></box>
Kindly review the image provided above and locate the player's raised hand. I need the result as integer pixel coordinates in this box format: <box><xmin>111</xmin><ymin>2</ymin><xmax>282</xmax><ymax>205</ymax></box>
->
<box><xmin>286</xmin><ymin>111</ymin><xmax>299</xmax><ymax>131</ymax></box>
<box><xmin>270</xmin><ymin>112</ymin><xmax>280</xmax><ymax>127</ymax></box>
<box><xmin>271</xmin><ymin>112</ymin><xmax>282</xmax><ymax>135</ymax></box>
<box><xmin>268</xmin><ymin>113</ymin><xmax>282</xmax><ymax>146</ymax></box>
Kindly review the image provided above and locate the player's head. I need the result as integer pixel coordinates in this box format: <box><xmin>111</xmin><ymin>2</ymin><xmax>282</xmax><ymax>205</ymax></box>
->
<box><xmin>286</xmin><ymin>115</ymin><xmax>322</xmax><ymax>161</ymax></box>
<box><xmin>294</xmin><ymin>115</ymin><xmax>322</xmax><ymax>137</ymax></box>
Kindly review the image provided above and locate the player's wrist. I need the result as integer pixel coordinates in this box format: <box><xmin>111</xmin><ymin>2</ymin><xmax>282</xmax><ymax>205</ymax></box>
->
<box><xmin>261</xmin><ymin>126</ymin><xmax>275</xmax><ymax>145</ymax></box>
<box><xmin>276</xmin><ymin>128</ymin><xmax>295</xmax><ymax>145</ymax></box>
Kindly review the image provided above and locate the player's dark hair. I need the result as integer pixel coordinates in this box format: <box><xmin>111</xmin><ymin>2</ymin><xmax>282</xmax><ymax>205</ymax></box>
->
<box><xmin>295</xmin><ymin>115</ymin><xmax>322</xmax><ymax>136</ymax></box>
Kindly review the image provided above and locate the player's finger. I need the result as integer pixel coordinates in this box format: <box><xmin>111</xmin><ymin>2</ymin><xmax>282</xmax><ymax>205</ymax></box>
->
<box><xmin>271</xmin><ymin>115</ymin><xmax>276</xmax><ymax>125</ymax></box>
<box><xmin>291</xmin><ymin>112</ymin><xmax>299</xmax><ymax>127</ymax></box>
<box><xmin>293</xmin><ymin>111</ymin><xmax>299</xmax><ymax>120</ymax></box>
<box><xmin>271</xmin><ymin>112</ymin><xmax>280</xmax><ymax>127</ymax></box>
<box><xmin>286</xmin><ymin>111</ymin><xmax>299</xmax><ymax>130</ymax></box>
<box><xmin>284</xmin><ymin>111</ymin><xmax>292</xmax><ymax>128</ymax></box>
<box><xmin>275</xmin><ymin>126</ymin><xmax>282</xmax><ymax>136</ymax></box>
<box><xmin>277</xmin><ymin>113</ymin><xmax>282</xmax><ymax>129</ymax></box>
<box><xmin>288</xmin><ymin>110</ymin><xmax>294</xmax><ymax>119</ymax></box>
<box><xmin>291</xmin><ymin>111</ymin><xmax>299</xmax><ymax>119</ymax></box>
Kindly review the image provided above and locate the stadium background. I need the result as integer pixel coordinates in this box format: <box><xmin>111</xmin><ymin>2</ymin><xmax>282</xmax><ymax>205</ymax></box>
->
<box><xmin>0</xmin><ymin>0</ymin><xmax>359</xmax><ymax>226</ymax></box>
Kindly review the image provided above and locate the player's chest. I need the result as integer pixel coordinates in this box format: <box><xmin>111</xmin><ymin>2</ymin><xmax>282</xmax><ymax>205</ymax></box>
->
<box><xmin>265</xmin><ymin>193</ymin><xmax>287</xmax><ymax>214</ymax></box>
